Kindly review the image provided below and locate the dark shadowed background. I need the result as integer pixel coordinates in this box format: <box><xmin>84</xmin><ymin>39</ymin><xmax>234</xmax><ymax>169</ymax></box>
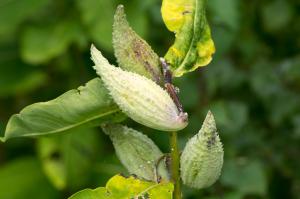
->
<box><xmin>0</xmin><ymin>0</ymin><xmax>299</xmax><ymax>198</ymax></box>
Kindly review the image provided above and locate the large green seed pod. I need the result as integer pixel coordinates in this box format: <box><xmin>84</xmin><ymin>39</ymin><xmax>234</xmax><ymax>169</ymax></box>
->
<box><xmin>91</xmin><ymin>45</ymin><xmax>188</xmax><ymax>131</ymax></box>
<box><xmin>102</xmin><ymin>124</ymin><xmax>169</xmax><ymax>181</ymax></box>
<box><xmin>180</xmin><ymin>111</ymin><xmax>223</xmax><ymax>189</ymax></box>
<box><xmin>113</xmin><ymin>5</ymin><xmax>163</xmax><ymax>85</ymax></box>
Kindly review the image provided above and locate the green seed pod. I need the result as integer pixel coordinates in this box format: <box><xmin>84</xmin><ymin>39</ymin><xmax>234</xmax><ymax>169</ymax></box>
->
<box><xmin>102</xmin><ymin>124</ymin><xmax>169</xmax><ymax>181</ymax></box>
<box><xmin>113</xmin><ymin>5</ymin><xmax>163</xmax><ymax>84</ymax></box>
<box><xmin>91</xmin><ymin>45</ymin><xmax>188</xmax><ymax>131</ymax></box>
<box><xmin>180</xmin><ymin>111</ymin><xmax>223</xmax><ymax>189</ymax></box>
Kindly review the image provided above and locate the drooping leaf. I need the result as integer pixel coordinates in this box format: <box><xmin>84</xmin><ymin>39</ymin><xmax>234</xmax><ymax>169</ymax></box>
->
<box><xmin>37</xmin><ymin>127</ymin><xmax>98</xmax><ymax>191</ymax></box>
<box><xmin>113</xmin><ymin>5</ymin><xmax>163</xmax><ymax>84</ymax></box>
<box><xmin>1</xmin><ymin>78</ymin><xmax>125</xmax><ymax>141</ymax></box>
<box><xmin>0</xmin><ymin>157</ymin><xmax>59</xmax><ymax>199</ymax></box>
<box><xmin>21</xmin><ymin>19</ymin><xmax>86</xmax><ymax>64</ymax></box>
<box><xmin>161</xmin><ymin>0</ymin><xmax>215</xmax><ymax>77</ymax></box>
<box><xmin>102</xmin><ymin>124</ymin><xmax>169</xmax><ymax>181</ymax></box>
<box><xmin>69</xmin><ymin>174</ymin><xmax>173</xmax><ymax>199</ymax></box>
<box><xmin>0</xmin><ymin>0</ymin><xmax>49</xmax><ymax>37</ymax></box>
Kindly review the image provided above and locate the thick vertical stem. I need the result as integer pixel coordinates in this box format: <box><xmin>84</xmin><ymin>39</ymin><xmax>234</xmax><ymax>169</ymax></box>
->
<box><xmin>170</xmin><ymin>131</ymin><xmax>182</xmax><ymax>199</ymax></box>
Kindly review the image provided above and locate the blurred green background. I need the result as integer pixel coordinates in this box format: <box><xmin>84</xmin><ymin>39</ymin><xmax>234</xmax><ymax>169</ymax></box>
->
<box><xmin>0</xmin><ymin>0</ymin><xmax>299</xmax><ymax>198</ymax></box>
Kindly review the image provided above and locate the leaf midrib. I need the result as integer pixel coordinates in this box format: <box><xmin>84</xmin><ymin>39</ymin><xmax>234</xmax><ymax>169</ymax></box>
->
<box><xmin>176</xmin><ymin>0</ymin><xmax>205</xmax><ymax>73</ymax></box>
<box><xmin>3</xmin><ymin>108</ymin><xmax>120</xmax><ymax>141</ymax></box>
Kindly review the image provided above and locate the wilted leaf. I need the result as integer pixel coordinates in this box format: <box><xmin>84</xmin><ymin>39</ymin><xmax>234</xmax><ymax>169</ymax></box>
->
<box><xmin>37</xmin><ymin>127</ymin><xmax>98</xmax><ymax>190</ymax></box>
<box><xmin>1</xmin><ymin>78</ymin><xmax>125</xmax><ymax>141</ymax></box>
<box><xmin>69</xmin><ymin>174</ymin><xmax>173</xmax><ymax>199</ymax></box>
<box><xmin>161</xmin><ymin>0</ymin><xmax>215</xmax><ymax>77</ymax></box>
<box><xmin>102</xmin><ymin>124</ymin><xmax>169</xmax><ymax>181</ymax></box>
<box><xmin>113</xmin><ymin>5</ymin><xmax>163</xmax><ymax>84</ymax></box>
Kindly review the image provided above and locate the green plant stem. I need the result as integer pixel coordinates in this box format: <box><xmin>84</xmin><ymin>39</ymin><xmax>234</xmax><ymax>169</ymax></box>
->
<box><xmin>170</xmin><ymin>131</ymin><xmax>181</xmax><ymax>199</ymax></box>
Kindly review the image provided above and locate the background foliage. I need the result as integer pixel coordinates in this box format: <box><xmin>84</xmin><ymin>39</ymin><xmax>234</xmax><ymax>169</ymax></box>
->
<box><xmin>0</xmin><ymin>0</ymin><xmax>299</xmax><ymax>198</ymax></box>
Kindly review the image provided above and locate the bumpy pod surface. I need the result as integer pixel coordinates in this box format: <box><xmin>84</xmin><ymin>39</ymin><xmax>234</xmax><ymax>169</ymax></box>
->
<box><xmin>91</xmin><ymin>45</ymin><xmax>188</xmax><ymax>131</ymax></box>
<box><xmin>180</xmin><ymin>111</ymin><xmax>223</xmax><ymax>189</ymax></box>
<box><xmin>102</xmin><ymin>124</ymin><xmax>169</xmax><ymax>181</ymax></box>
<box><xmin>113</xmin><ymin>5</ymin><xmax>163</xmax><ymax>84</ymax></box>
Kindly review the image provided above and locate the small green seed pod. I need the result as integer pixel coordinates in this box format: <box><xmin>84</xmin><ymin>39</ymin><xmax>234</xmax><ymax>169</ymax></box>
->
<box><xmin>180</xmin><ymin>111</ymin><xmax>223</xmax><ymax>189</ymax></box>
<box><xmin>91</xmin><ymin>45</ymin><xmax>188</xmax><ymax>131</ymax></box>
<box><xmin>102</xmin><ymin>124</ymin><xmax>169</xmax><ymax>181</ymax></box>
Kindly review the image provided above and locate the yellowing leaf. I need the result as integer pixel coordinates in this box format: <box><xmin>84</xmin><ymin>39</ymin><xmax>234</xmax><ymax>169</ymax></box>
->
<box><xmin>69</xmin><ymin>174</ymin><xmax>173</xmax><ymax>199</ymax></box>
<box><xmin>161</xmin><ymin>0</ymin><xmax>215</xmax><ymax>77</ymax></box>
<box><xmin>161</xmin><ymin>0</ymin><xmax>194</xmax><ymax>32</ymax></box>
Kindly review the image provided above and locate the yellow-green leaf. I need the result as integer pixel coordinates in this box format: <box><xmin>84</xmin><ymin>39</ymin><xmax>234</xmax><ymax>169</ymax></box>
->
<box><xmin>69</xmin><ymin>174</ymin><xmax>173</xmax><ymax>199</ymax></box>
<box><xmin>161</xmin><ymin>0</ymin><xmax>215</xmax><ymax>77</ymax></box>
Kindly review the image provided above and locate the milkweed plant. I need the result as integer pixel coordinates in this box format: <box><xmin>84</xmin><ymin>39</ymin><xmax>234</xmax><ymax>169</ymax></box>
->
<box><xmin>1</xmin><ymin>0</ymin><xmax>223</xmax><ymax>198</ymax></box>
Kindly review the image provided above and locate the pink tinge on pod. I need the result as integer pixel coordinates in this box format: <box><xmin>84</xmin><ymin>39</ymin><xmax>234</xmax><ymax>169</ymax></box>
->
<box><xmin>91</xmin><ymin>45</ymin><xmax>188</xmax><ymax>131</ymax></box>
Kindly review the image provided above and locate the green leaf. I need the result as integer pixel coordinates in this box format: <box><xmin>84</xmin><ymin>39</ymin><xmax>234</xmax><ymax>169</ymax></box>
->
<box><xmin>37</xmin><ymin>127</ymin><xmax>98</xmax><ymax>190</ymax></box>
<box><xmin>76</xmin><ymin>0</ymin><xmax>148</xmax><ymax>52</ymax></box>
<box><xmin>76</xmin><ymin>0</ymin><xmax>114</xmax><ymax>51</ymax></box>
<box><xmin>0</xmin><ymin>59</ymin><xmax>47</xmax><ymax>97</ymax></box>
<box><xmin>221</xmin><ymin>160</ymin><xmax>267</xmax><ymax>195</ymax></box>
<box><xmin>208</xmin><ymin>0</ymin><xmax>240</xmax><ymax>30</ymax></box>
<box><xmin>0</xmin><ymin>157</ymin><xmax>58</xmax><ymax>199</ymax></box>
<box><xmin>113</xmin><ymin>5</ymin><xmax>163</xmax><ymax>84</ymax></box>
<box><xmin>102</xmin><ymin>124</ymin><xmax>169</xmax><ymax>181</ymax></box>
<box><xmin>0</xmin><ymin>0</ymin><xmax>49</xmax><ymax>37</ymax></box>
<box><xmin>209</xmin><ymin>100</ymin><xmax>248</xmax><ymax>134</ymax></box>
<box><xmin>262</xmin><ymin>0</ymin><xmax>293</xmax><ymax>32</ymax></box>
<box><xmin>21</xmin><ymin>19</ymin><xmax>86</xmax><ymax>64</ymax></box>
<box><xmin>69</xmin><ymin>174</ymin><xmax>173</xmax><ymax>199</ymax></box>
<box><xmin>161</xmin><ymin>0</ymin><xmax>215</xmax><ymax>77</ymax></box>
<box><xmin>1</xmin><ymin>78</ymin><xmax>125</xmax><ymax>141</ymax></box>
